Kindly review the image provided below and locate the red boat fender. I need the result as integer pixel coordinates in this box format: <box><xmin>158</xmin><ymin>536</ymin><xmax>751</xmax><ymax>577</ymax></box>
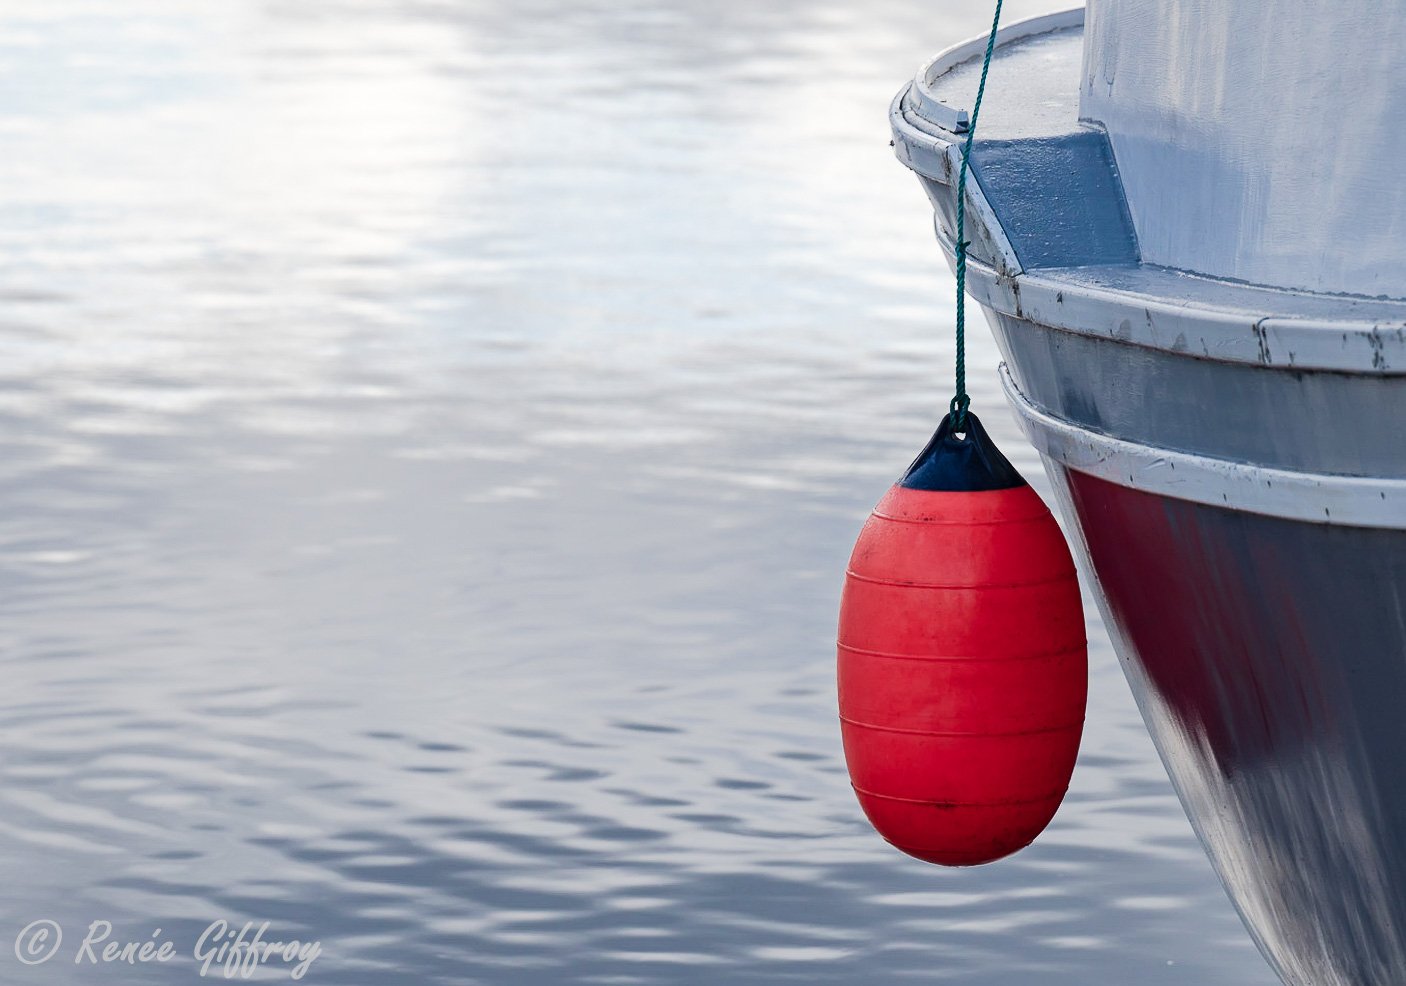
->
<box><xmin>837</xmin><ymin>412</ymin><xmax>1086</xmax><ymax>866</ymax></box>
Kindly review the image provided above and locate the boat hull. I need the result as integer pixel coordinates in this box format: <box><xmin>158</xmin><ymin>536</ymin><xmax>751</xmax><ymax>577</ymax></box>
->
<box><xmin>893</xmin><ymin>12</ymin><xmax>1406</xmax><ymax>981</ymax></box>
<box><xmin>997</xmin><ymin>312</ymin><xmax>1406</xmax><ymax>986</ymax></box>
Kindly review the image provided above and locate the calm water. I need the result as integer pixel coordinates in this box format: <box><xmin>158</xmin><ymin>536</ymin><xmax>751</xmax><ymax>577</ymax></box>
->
<box><xmin>0</xmin><ymin>2</ymin><xmax>1277</xmax><ymax>983</ymax></box>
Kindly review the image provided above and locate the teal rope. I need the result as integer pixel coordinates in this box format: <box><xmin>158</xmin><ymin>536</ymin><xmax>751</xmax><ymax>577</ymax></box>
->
<box><xmin>951</xmin><ymin>0</ymin><xmax>1004</xmax><ymax>431</ymax></box>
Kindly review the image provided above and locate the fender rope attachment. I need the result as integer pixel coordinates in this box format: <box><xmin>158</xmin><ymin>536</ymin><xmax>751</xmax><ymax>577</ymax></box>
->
<box><xmin>951</xmin><ymin>0</ymin><xmax>1004</xmax><ymax>431</ymax></box>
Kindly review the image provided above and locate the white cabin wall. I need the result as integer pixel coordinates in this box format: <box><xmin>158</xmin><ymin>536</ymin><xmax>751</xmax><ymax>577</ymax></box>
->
<box><xmin>1081</xmin><ymin>0</ymin><xmax>1406</xmax><ymax>298</ymax></box>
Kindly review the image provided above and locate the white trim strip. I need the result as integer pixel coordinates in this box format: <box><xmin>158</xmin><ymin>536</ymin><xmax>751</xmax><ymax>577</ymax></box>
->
<box><xmin>1000</xmin><ymin>364</ymin><xmax>1406</xmax><ymax>529</ymax></box>
<box><xmin>959</xmin><ymin>241</ymin><xmax>1406</xmax><ymax>374</ymax></box>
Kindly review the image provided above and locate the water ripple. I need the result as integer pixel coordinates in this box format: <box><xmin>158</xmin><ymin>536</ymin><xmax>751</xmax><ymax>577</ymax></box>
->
<box><xmin>0</xmin><ymin>0</ymin><xmax>1276</xmax><ymax>983</ymax></box>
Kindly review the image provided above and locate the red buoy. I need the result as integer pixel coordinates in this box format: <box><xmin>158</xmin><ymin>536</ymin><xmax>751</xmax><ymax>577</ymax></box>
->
<box><xmin>838</xmin><ymin>412</ymin><xmax>1086</xmax><ymax>866</ymax></box>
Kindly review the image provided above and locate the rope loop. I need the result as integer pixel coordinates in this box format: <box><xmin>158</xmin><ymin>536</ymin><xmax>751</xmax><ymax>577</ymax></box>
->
<box><xmin>949</xmin><ymin>393</ymin><xmax>971</xmax><ymax>430</ymax></box>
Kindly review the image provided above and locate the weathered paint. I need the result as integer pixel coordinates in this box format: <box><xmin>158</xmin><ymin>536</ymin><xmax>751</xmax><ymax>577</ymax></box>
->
<box><xmin>956</xmin><ymin>242</ymin><xmax>1406</xmax><ymax>374</ymax></box>
<box><xmin>989</xmin><ymin>309</ymin><xmax>1406</xmax><ymax>481</ymax></box>
<box><xmin>1082</xmin><ymin>0</ymin><xmax>1406</xmax><ymax>298</ymax></box>
<box><xmin>1002</xmin><ymin>364</ymin><xmax>1406</xmax><ymax>528</ymax></box>
<box><xmin>970</xmin><ymin>134</ymin><xmax>1139</xmax><ymax>269</ymax></box>
<box><xmin>893</xmin><ymin>14</ymin><xmax>1406</xmax><ymax>374</ymax></box>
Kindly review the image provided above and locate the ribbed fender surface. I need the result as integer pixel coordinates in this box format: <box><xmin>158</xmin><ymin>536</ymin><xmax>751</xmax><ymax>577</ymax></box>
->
<box><xmin>837</xmin><ymin>413</ymin><xmax>1086</xmax><ymax>865</ymax></box>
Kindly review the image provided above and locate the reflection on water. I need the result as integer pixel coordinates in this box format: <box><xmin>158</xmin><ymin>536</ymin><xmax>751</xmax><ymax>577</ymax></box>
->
<box><xmin>0</xmin><ymin>1</ymin><xmax>1274</xmax><ymax>983</ymax></box>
